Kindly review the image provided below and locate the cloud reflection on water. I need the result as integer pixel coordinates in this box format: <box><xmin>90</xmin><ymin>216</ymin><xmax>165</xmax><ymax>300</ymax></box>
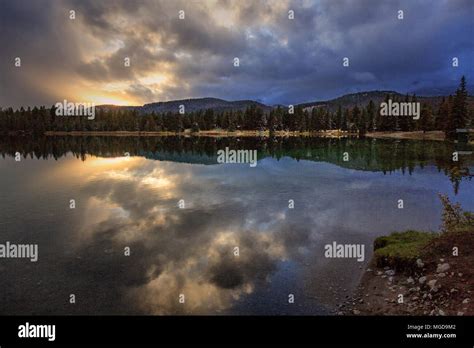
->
<box><xmin>57</xmin><ymin>154</ymin><xmax>461</xmax><ymax>314</ymax></box>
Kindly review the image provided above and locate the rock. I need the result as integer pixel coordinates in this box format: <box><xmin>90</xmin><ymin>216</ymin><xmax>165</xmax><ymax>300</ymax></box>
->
<box><xmin>428</xmin><ymin>279</ymin><xmax>438</xmax><ymax>291</ymax></box>
<box><xmin>366</xmin><ymin>268</ymin><xmax>372</xmax><ymax>272</ymax></box>
<box><xmin>457</xmin><ymin>312</ymin><xmax>464</xmax><ymax>316</ymax></box>
<box><xmin>458</xmin><ymin>273</ymin><xmax>463</xmax><ymax>277</ymax></box>
<box><xmin>440</xmin><ymin>258</ymin><xmax>445</xmax><ymax>262</ymax></box>
<box><xmin>462</xmin><ymin>298</ymin><xmax>470</xmax><ymax>304</ymax></box>
<box><xmin>337</xmin><ymin>311</ymin><xmax>344</xmax><ymax>315</ymax></box>
<box><xmin>377</xmin><ymin>271</ymin><xmax>383</xmax><ymax>276</ymax></box>
<box><xmin>388</xmin><ymin>276</ymin><xmax>393</xmax><ymax>282</ymax></box>
<box><xmin>353</xmin><ymin>310</ymin><xmax>360</xmax><ymax>315</ymax></box>
<box><xmin>416</xmin><ymin>259</ymin><xmax>424</xmax><ymax>268</ymax></box>
<box><xmin>436</xmin><ymin>263</ymin><xmax>450</xmax><ymax>273</ymax></box>
<box><xmin>439</xmin><ymin>309</ymin><xmax>446</xmax><ymax>316</ymax></box>
<box><xmin>385</xmin><ymin>270</ymin><xmax>396</xmax><ymax>276</ymax></box>
<box><xmin>437</xmin><ymin>273</ymin><xmax>446</xmax><ymax>278</ymax></box>
<box><xmin>419</xmin><ymin>276</ymin><xmax>427</xmax><ymax>284</ymax></box>
<box><xmin>407</xmin><ymin>277</ymin><xmax>415</xmax><ymax>284</ymax></box>
<box><xmin>450</xmin><ymin>288</ymin><xmax>458</xmax><ymax>293</ymax></box>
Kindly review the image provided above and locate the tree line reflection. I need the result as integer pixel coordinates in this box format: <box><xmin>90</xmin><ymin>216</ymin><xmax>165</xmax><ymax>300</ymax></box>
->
<box><xmin>1</xmin><ymin>135</ymin><xmax>472</xmax><ymax>194</ymax></box>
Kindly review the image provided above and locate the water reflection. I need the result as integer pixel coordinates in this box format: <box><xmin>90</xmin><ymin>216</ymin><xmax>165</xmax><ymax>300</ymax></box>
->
<box><xmin>1</xmin><ymin>136</ymin><xmax>473</xmax><ymax>194</ymax></box>
<box><xmin>0</xmin><ymin>136</ymin><xmax>473</xmax><ymax>315</ymax></box>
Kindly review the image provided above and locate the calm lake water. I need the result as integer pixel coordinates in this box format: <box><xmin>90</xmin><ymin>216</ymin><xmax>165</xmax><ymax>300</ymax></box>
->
<box><xmin>0</xmin><ymin>136</ymin><xmax>473</xmax><ymax>315</ymax></box>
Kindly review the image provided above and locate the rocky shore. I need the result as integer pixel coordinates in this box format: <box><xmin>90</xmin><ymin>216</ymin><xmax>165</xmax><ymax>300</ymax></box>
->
<box><xmin>339</xmin><ymin>196</ymin><xmax>473</xmax><ymax>316</ymax></box>
<box><xmin>338</xmin><ymin>232</ymin><xmax>473</xmax><ymax>316</ymax></box>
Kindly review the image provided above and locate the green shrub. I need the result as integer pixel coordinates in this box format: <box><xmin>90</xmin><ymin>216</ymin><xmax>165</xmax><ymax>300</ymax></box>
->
<box><xmin>373</xmin><ymin>230</ymin><xmax>437</xmax><ymax>271</ymax></box>
<box><xmin>439</xmin><ymin>194</ymin><xmax>474</xmax><ymax>233</ymax></box>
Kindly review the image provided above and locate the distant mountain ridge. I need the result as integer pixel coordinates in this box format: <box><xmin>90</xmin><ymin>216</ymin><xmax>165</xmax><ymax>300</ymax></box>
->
<box><xmin>297</xmin><ymin>90</ymin><xmax>402</xmax><ymax>112</ymax></box>
<box><xmin>140</xmin><ymin>97</ymin><xmax>272</xmax><ymax>114</ymax></box>
<box><xmin>98</xmin><ymin>90</ymin><xmax>473</xmax><ymax>114</ymax></box>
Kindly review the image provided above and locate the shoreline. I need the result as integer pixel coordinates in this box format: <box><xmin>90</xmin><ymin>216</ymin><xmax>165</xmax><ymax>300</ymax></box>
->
<box><xmin>365</xmin><ymin>131</ymin><xmax>446</xmax><ymax>141</ymax></box>
<box><xmin>39</xmin><ymin>130</ymin><xmax>449</xmax><ymax>141</ymax></box>
<box><xmin>341</xmin><ymin>230</ymin><xmax>473</xmax><ymax>316</ymax></box>
<box><xmin>43</xmin><ymin>130</ymin><xmax>356</xmax><ymax>138</ymax></box>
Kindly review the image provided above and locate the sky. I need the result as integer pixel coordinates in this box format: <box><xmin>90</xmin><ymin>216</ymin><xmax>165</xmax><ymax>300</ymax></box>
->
<box><xmin>0</xmin><ymin>0</ymin><xmax>473</xmax><ymax>108</ymax></box>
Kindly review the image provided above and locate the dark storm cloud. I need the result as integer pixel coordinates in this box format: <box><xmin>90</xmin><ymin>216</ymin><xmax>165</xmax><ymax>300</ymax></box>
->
<box><xmin>76</xmin><ymin>38</ymin><xmax>177</xmax><ymax>82</ymax></box>
<box><xmin>0</xmin><ymin>0</ymin><xmax>84</xmax><ymax>107</ymax></box>
<box><xmin>1</xmin><ymin>0</ymin><xmax>472</xmax><ymax>107</ymax></box>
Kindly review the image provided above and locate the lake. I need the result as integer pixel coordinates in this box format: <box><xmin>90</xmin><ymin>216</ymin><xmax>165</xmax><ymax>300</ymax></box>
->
<box><xmin>0</xmin><ymin>136</ymin><xmax>473</xmax><ymax>315</ymax></box>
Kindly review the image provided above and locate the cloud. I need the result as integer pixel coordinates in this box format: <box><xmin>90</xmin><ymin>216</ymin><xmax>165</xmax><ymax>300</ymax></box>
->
<box><xmin>1</xmin><ymin>0</ymin><xmax>472</xmax><ymax>108</ymax></box>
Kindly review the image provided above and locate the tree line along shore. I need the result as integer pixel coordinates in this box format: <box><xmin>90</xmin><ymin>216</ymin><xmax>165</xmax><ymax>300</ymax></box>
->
<box><xmin>39</xmin><ymin>130</ymin><xmax>453</xmax><ymax>142</ymax></box>
<box><xmin>1</xmin><ymin>77</ymin><xmax>472</xmax><ymax>141</ymax></box>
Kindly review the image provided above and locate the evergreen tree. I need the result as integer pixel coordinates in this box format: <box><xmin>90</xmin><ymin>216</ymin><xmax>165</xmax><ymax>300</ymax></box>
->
<box><xmin>420</xmin><ymin>104</ymin><xmax>434</xmax><ymax>132</ymax></box>
<box><xmin>398</xmin><ymin>94</ymin><xmax>410</xmax><ymax>131</ymax></box>
<box><xmin>341</xmin><ymin>108</ymin><xmax>349</xmax><ymax>131</ymax></box>
<box><xmin>366</xmin><ymin>100</ymin><xmax>376</xmax><ymax>132</ymax></box>
<box><xmin>436</xmin><ymin>97</ymin><xmax>449</xmax><ymax>130</ymax></box>
<box><xmin>335</xmin><ymin>105</ymin><xmax>342</xmax><ymax>130</ymax></box>
<box><xmin>447</xmin><ymin>76</ymin><xmax>468</xmax><ymax>138</ymax></box>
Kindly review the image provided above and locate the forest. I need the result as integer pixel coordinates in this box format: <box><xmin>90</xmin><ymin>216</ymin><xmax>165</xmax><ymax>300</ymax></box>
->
<box><xmin>0</xmin><ymin>77</ymin><xmax>470</xmax><ymax>139</ymax></box>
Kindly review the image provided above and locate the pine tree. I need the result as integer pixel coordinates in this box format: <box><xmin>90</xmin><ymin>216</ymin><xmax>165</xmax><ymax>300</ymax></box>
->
<box><xmin>436</xmin><ymin>97</ymin><xmax>450</xmax><ymax>130</ymax></box>
<box><xmin>398</xmin><ymin>94</ymin><xmax>410</xmax><ymax>131</ymax></box>
<box><xmin>335</xmin><ymin>105</ymin><xmax>342</xmax><ymax>130</ymax></box>
<box><xmin>255</xmin><ymin>107</ymin><xmax>266</xmax><ymax>130</ymax></box>
<box><xmin>447</xmin><ymin>76</ymin><xmax>468</xmax><ymax>138</ymax></box>
<box><xmin>359</xmin><ymin>108</ymin><xmax>368</xmax><ymax>135</ymax></box>
<box><xmin>366</xmin><ymin>100</ymin><xmax>376</xmax><ymax>132</ymax></box>
<box><xmin>420</xmin><ymin>104</ymin><xmax>434</xmax><ymax>132</ymax></box>
<box><xmin>341</xmin><ymin>108</ymin><xmax>349</xmax><ymax>131</ymax></box>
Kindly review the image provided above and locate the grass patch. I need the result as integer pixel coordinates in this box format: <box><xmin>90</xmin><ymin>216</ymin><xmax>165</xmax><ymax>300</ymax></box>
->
<box><xmin>370</xmin><ymin>195</ymin><xmax>473</xmax><ymax>275</ymax></box>
<box><xmin>373</xmin><ymin>230</ymin><xmax>437</xmax><ymax>272</ymax></box>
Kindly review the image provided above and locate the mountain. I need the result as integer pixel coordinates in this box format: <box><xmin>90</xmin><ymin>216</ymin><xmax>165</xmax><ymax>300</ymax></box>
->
<box><xmin>297</xmin><ymin>90</ymin><xmax>474</xmax><ymax>113</ymax></box>
<box><xmin>410</xmin><ymin>84</ymin><xmax>474</xmax><ymax>97</ymax></box>
<box><xmin>297</xmin><ymin>90</ymin><xmax>403</xmax><ymax>112</ymax></box>
<box><xmin>97</xmin><ymin>89</ymin><xmax>473</xmax><ymax>115</ymax></box>
<box><xmin>140</xmin><ymin>97</ymin><xmax>272</xmax><ymax>114</ymax></box>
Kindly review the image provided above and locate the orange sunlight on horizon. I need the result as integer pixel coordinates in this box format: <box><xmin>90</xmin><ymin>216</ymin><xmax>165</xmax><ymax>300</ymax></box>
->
<box><xmin>81</xmin><ymin>93</ymin><xmax>138</xmax><ymax>106</ymax></box>
<box><xmin>77</xmin><ymin>73</ymin><xmax>172</xmax><ymax>106</ymax></box>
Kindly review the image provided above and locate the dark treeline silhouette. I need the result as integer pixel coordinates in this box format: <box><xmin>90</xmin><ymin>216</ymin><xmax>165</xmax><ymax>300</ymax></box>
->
<box><xmin>0</xmin><ymin>77</ymin><xmax>471</xmax><ymax>139</ymax></box>
<box><xmin>1</xmin><ymin>135</ymin><xmax>472</xmax><ymax>194</ymax></box>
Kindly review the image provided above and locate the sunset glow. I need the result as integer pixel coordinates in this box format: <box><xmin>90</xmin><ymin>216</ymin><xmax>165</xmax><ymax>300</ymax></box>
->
<box><xmin>1</xmin><ymin>0</ymin><xmax>472</xmax><ymax>109</ymax></box>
